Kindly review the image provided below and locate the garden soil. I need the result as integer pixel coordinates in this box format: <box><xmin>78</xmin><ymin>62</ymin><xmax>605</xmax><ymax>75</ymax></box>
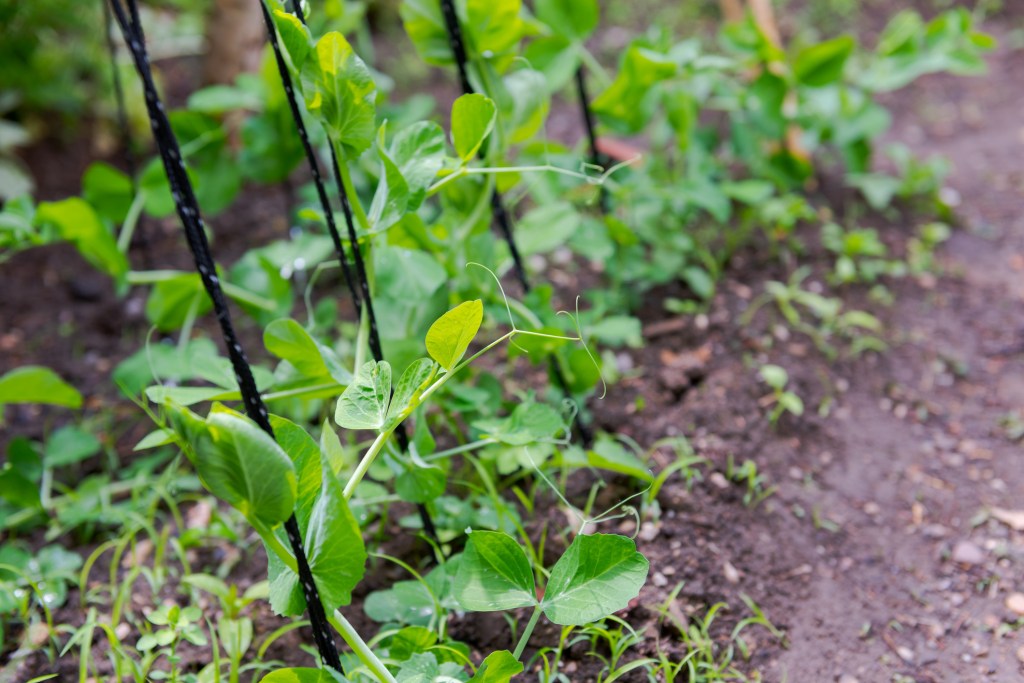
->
<box><xmin>4</xmin><ymin>12</ymin><xmax>1024</xmax><ymax>683</ymax></box>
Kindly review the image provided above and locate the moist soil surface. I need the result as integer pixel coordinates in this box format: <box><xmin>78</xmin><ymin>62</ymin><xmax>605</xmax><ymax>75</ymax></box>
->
<box><xmin>4</xmin><ymin>11</ymin><xmax>1024</xmax><ymax>683</ymax></box>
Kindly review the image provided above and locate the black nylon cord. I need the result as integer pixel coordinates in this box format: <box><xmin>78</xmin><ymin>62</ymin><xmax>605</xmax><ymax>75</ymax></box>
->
<box><xmin>574</xmin><ymin>66</ymin><xmax>608</xmax><ymax>213</ymax></box>
<box><xmin>436</xmin><ymin>0</ymin><xmax>595</xmax><ymax>446</ymax></box>
<box><xmin>258</xmin><ymin>0</ymin><xmax>362</xmax><ymax>313</ymax></box>
<box><xmin>108</xmin><ymin>0</ymin><xmax>342</xmax><ymax>670</ymax></box>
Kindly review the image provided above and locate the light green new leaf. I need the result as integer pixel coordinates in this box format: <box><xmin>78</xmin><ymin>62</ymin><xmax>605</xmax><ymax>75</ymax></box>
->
<box><xmin>473</xmin><ymin>401</ymin><xmax>566</xmax><ymax>446</ymax></box>
<box><xmin>335</xmin><ymin>361</ymin><xmax>392</xmax><ymax>430</ymax></box>
<box><xmin>145</xmin><ymin>273</ymin><xmax>213</xmax><ymax>332</ymax></box>
<box><xmin>399</xmin><ymin>0</ymin><xmax>452</xmax><ymax>66</ymax></box>
<box><xmin>260</xmin><ymin>667</ymin><xmax>349</xmax><ymax>683</ymax></box>
<box><xmin>586</xmin><ymin>438</ymin><xmax>654</xmax><ymax>483</ymax></box>
<box><xmin>469</xmin><ymin>650</ymin><xmax>524</xmax><ymax>683</ymax></box>
<box><xmin>502</xmin><ymin>69</ymin><xmax>550</xmax><ymax>144</ymax></box>
<box><xmin>35</xmin><ymin>198</ymin><xmax>128</xmax><ymax>281</ymax></box>
<box><xmin>535</xmin><ymin>0</ymin><xmax>599</xmax><ymax>41</ymax></box>
<box><xmin>593</xmin><ymin>45</ymin><xmax>677</xmax><ymax>133</ymax></box>
<box><xmin>272</xmin><ymin>9</ymin><xmax>313</xmax><ymax>70</ymax></box>
<box><xmin>759</xmin><ymin>364</ymin><xmax>788</xmax><ymax>390</ymax></box>
<box><xmin>264</xmin><ymin>318</ymin><xmax>349</xmax><ymax>383</ymax></box>
<box><xmin>466</xmin><ymin>0</ymin><xmax>524</xmax><ymax>58</ymax></box>
<box><xmin>516</xmin><ymin>201</ymin><xmax>580</xmax><ymax>256</ymax></box>
<box><xmin>301</xmin><ymin>32</ymin><xmax>376</xmax><ymax>159</ymax></box>
<box><xmin>425</xmin><ymin>300</ymin><xmax>483</xmax><ymax>371</ymax></box>
<box><xmin>794</xmin><ymin>35</ymin><xmax>855</xmax><ymax>87</ymax></box>
<box><xmin>454</xmin><ymin>530</ymin><xmax>537</xmax><ymax>611</ymax></box>
<box><xmin>541</xmin><ymin>534</ymin><xmax>649</xmax><ymax>625</ymax></box>
<box><xmin>167</xmin><ymin>403</ymin><xmax>296</xmax><ymax>527</ymax></box>
<box><xmin>386</xmin><ymin>358</ymin><xmax>437</xmax><ymax>428</ymax></box>
<box><xmin>0</xmin><ymin>366</ymin><xmax>81</xmax><ymax>409</ymax></box>
<box><xmin>451</xmin><ymin>94</ymin><xmax>496</xmax><ymax>161</ymax></box>
<box><xmin>390</xmin><ymin>121</ymin><xmax>446</xmax><ymax>210</ymax></box>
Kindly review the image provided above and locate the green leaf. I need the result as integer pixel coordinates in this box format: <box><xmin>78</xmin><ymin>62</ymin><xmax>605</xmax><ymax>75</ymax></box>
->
<box><xmin>541</xmin><ymin>534</ymin><xmax>649</xmax><ymax>625</ymax></box>
<box><xmin>260</xmin><ymin>668</ymin><xmax>349</xmax><ymax>683</ymax></box>
<box><xmin>265</xmin><ymin>318</ymin><xmax>349</xmax><ymax>383</ymax></box>
<box><xmin>586</xmin><ymin>438</ymin><xmax>653</xmax><ymax>483</ymax></box>
<box><xmin>466</xmin><ymin>0</ymin><xmax>524</xmax><ymax>59</ymax></box>
<box><xmin>454</xmin><ymin>530</ymin><xmax>537</xmax><ymax>611</ymax></box>
<box><xmin>469</xmin><ymin>650</ymin><xmax>524</xmax><ymax>683</ymax></box>
<box><xmin>35</xmin><ymin>198</ymin><xmax>128</xmax><ymax>280</ymax></box>
<box><xmin>272</xmin><ymin>9</ymin><xmax>314</xmax><ymax>70</ymax></box>
<box><xmin>44</xmin><ymin>425</ymin><xmax>101</xmax><ymax>468</ymax></box>
<box><xmin>268</xmin><ymin>415</ymin><xmax>323</xmax><ymax>529</ymax></box>
<box><xmin>400</xmin><ymin>0</ymin><xmax>453</xmax><ymax>66</ymax></box>
<box><xmin>386</xmin><ymin>358</ymin><xmax>437</xmax><ymax>428</ymax></box>
<box><xmin>369</xmin><ymin>121</ymin><xmax>446</xmax><ymax>233</ymax></box>
<box><xmin>82</xmin><ymin>162</ymin><xmax>133</xmax><ymax>224</ymax></box>
<box><xmin>473</xmin><ymin>401</ymin><xmax>565</xmax><ymax>446</ymax></box>
<box><xmin>451</xmin><ymin>94</ymin><xmax>496</xmax><ymax>161</ymax></box>
<box><xmin>301</xmin><ymin>32</ymin><xmax>377</xmax><ymax>159</ymax></box>
<box><xmin>335</xmin><ymin>361</ymin><xmax>392</xmax><ymax>431</ymax></box>
<box><xmin>166</xmin><ymin>403</ymin><xmax>296</xmax><ymax>527</ymax></box>
<box><xmin>145</xmin><ymin>273</ymin><xmax>213</xmax><ymax>332</ymax></box>
<box><xmin>794</xmin><ymin>36</ymin><xmax>855</xmax><ymax>87</ymax></box>
<box><xmin>535</xmin><ymin>0</ymin><xmax>599</xmax><ymax>41</ymax></box>
<box><xmin>759</xmin><ymin>364</ymin><xmax>788</xmax><ymax>389</ymax></box>
<box><xmin>396</xmin><ymin>465</ymin><xmax>446</xmax><ymax>504</ymax></box>
<box><xmin>425</xmin><ymin>300</ymin><xmax>484</xmax><ymax>371</ymax></box>
<box><xmin>267</xmin><ymin>459</ymin><xmax>367</xmax><ymax>616</ymax></box>
<box><xmin>502</xmin><ymin>69</ymin><xmax>550</xmax><ymax>144</ymax></box>
<box><xmin>593</xmin><ymin>45</ymin><xmax>677</xmax><ymax>133</ymax></box>
<box><xmin>516</xmin><ymin>201</ymin><xmax>581</xmax><ymax>256</ymax></box>
<box><xmin>0</xmin><ymin>366</ymin><xmax>81</xmax><ymax>408</ymax></box>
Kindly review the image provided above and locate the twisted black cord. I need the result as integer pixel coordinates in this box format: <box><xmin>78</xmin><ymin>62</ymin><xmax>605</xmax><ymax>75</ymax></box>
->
<box><xmin>108</xmin><ymin>0</ymin><xmax>342</xmax><ymax>670</ymax></box>
<box><xmin>574</xmin><ymin>66</ymin><xmax>608</xmax><ymax>213</ymax></box>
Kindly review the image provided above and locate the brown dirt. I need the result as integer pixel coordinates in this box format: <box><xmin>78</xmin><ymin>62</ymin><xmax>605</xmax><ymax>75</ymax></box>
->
<box><xmin>4</xmin><ymin>9</ymin><xmax>1024</xmax><ymax>683</ymax></box>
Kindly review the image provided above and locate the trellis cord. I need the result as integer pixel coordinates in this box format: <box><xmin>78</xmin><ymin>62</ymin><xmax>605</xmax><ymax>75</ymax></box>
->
<box><xmin>574</xmin><ymin>66</ymin><xmax>608</xmax><ymax>213</ymax></box>
<box><xmin>108</xmin><ymin>0</ymin><xmax>342</xmax><ymax>670</ymax></box>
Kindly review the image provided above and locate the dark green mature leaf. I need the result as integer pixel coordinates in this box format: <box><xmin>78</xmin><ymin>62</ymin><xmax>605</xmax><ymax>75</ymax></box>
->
<box><xmin>265</xmin><ymin>318</ymin><xmax>349</xmax><ymax>383</ymax></box>
<box><xmin>268</xmin><ymin>458</ymin><xmax>367</xmax><ymax>616</ymax></box>
<box><xmin>145</xmin><ymin>273</ymin><xmax>212</xmax><ymax>332</ymax></box>
<box><xmin>82</xmin><ymin>162</ymin><xmax>133</xmax><ymax>224</ymax></box>
<box><xmin>35</xmin><ymin>198</ymin><xmax>128</xmax><ymax>280</ymax></box>
<box><xmin>794</xmin><ymin>36</ymin><xmax>855</xmax><ymax>87</ymax></box>
<box><xmin>469</xmin><ymin>650</ymin><xmax>524</xmax><ymax>683</ymax></box>
<box><xmin>166</xmin><ymin>403</ymin><xmax>296</xmax><ymax>527</ymax></box>
<box><xmin>541</xmin><ymin>534</ymin><xmax>649</xmax><ymax>625</ymax></box>
<box><xmin>451</xmin><ymin>94</ymin><xmax>496</xmax><ymax>161</ymax></box>
<box><xmin>335</xmin><ymin>361</ymin><xmax>392</xmax><ymax>430</ymax></box>
<box><xmin>370</xmin><ymin>122</ymin><xmax>446</xmax><ymax>232</ymax></box>
<box><xmin>0</xmin><ymin>366</ymin><xmax>81</xmax><ymax>409</ymax></box>
<box><xmin>301</xmin><ymin>32</ymin><xmax>376</xmax><ymax>159</ymax></box>
<box><xmin>473</xmin><ymin>401</ymin><xmax>565</xmax><ymax>446</ymax></box>
<box><xmin>268</xmin><ymin>415</ymin><xmax>322</xmax><ymax>529</ymax></box>
<box><xmin>454</xmin><ymin>530</ymin><xmax>537</xmax><ymax>611</ymax></box>
<box><xmin>425</xmin><ymin>300</ymin><xmax>484</xmax><ymax>371</ymax></box>
<box><xmin>396</xmin><ymin>464</ymin><xmax>446</xmax><ymax>504</ymax></box>
<box><xmin>386</xmin><ymin>358</ymin><xmax>437</xmax><ymax>428</ymax></box>
<box><xmin>586</xmin><ymin>438</ymin><xmax>653</xmax><ymax>483</ymax></box>
<box><xmin>516</xmin><ymin>201</ymin><xmax>580</xmax><ymax>256</ymax></box>
<box><xmin>535</xmin><ymin>0</ymin><xmax>598</xmax><ymax>41</ymax></box>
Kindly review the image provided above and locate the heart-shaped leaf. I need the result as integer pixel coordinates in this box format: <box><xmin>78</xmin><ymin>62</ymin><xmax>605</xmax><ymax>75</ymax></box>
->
<box><xmin>335</xmin><ymin>361</ymin><xmax>392</xmax><ymax>431</ymax></box>
<box><xmin>469</xmin><ymin>650</ymin><xmax>524</xmax><ymax>682</ymax></box>
<box><xmin>425</xmin><ymin>300</ymin><xmax>483</xmax><ymax>371</ymax></box>
<box><xmin>541</xmin><ymin>534</ymin><xmax>648</xmax><ymax>626</ymax></box>
<box><xmin>451</xmin><ymin>94</ymin><xmax>496</xmax><ymax>161</ymax></box>
<box><xmin>0</xmin><ymin>366</ymin><xmax>81</xmax><ymax>409</ymax></box>
<box><xmin>301</xmin><ymin>32</ymin><xmax>377</xmax><ymax>159</ymax></box>
<box><xmin>386</xmin><ymin>358</ymin><xmax>437</xmax><ymax>429</ymax></box>
<box><xmin>454</xmin><ymin>530</ymin><xmax>537</xmax><ymax>612</ymax></box>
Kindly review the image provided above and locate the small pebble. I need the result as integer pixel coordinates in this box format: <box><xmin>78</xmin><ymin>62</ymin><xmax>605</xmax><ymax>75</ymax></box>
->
<box><xmin>723</xmin><ymin>561</ymin><xmax>740</xmax><ymax>584</ymax></box>
<box><xmin>837</xmin><ymin>675</ymin><xmax>860</xmax><ymax>683</ymax></box>
<box><xmin>1005</xmin><ymin>593</ymin><xmax>1024</xmax><ymax>616</ymax></box>
<box><xmin>951</xmin><ymin>540</ymin><xmax>986</xmax><ymax>565</ymax></box>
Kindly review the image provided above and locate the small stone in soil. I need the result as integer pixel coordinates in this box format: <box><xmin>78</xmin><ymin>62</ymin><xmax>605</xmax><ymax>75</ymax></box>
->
<box><xmin>951</xmin><ymin>539</ymin><xmax>986</xmax><ymax>565</ymax></box>
<box><xmin>1005</xmin><ymin>592</ymin><xmax>1024</xmax><ymax>616</ymax></box>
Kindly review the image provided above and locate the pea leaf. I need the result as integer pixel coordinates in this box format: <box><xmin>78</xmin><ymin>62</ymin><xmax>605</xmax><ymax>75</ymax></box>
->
<box><xmin>400</xmin><ymin>0</ymin><xmax>453</xmax><ymax>66</ymax></box>
<box><xmin>0</xmin><ymin>366</ymin><xmax>81</xmax><ymax>409</ymax></box>
<box><xmin>259</xmin><ymin>668</ymin><xmax>349</xmax><ymax>683</ymax></box>
<box><xmin>82</xmin><ymin>162</ymin><xmax>133</xmax><ymax>224</ymax></box>
<box><xmin>541</xmin><ymin>534</ymin><xmax>649</xmax><ymax>625</ymax></box>
<box><xmin>268</xmin><ymin>458</ymin><xmax>367</xmax><ymax>615</ymax></box>
<box><xmin>43</xmin><ymin>425</ymin><xmax>101</xmax><ymax>468</ymax></box>
<box><xmin>472</xmin><ymin>401</ymin><xmax>566</xmax><ymax>446</ymax></box>
<box><xmin>465</xmin><ymin>0</ymin><xmax>524</xmax><ymax>59</ymax></box>
<box><xmin>469</xmin><ymin>650</ymin><xmax>524</xmax><ymax>683</ymax></box>
<box><xmin>454</xmin><ymin>530</ymin><xmax>537</xmax><ymax>611</ymax></box>
<box><xmin>593</xmin><ymin>45</ymin><xmax>677</xmax><ymax>133</ymax></box>
<box><xmin>386</xmin><ymin>358</ymin><xmax>437</xmax><ymax>429</ymax></box>
<box><xmin>271</xmin><ymin>9</ymin><xmax>313</xmax><ymax>70</ymax></box>
<box><xmin>35</xmin><ymin>198</ymin><xmax>128</xmax><ymax>281</ymax></box>
<box><xmin>396</xmin><ymin>464</ymin><xmax>446</xmax><ymax>504</ymax></box>
<box><xmin>794</xmin><ymin>35</ymin><xmax>855</xmax><ymax>87</ymax></box>
<box><xmin>516</xmin><ymin>201</ymin><xmax>580</xmax><ymax>256</ymax></box>
<box><xmin>265</xmin><ymin>318</ymin><xmax>350</xmax><ymax>383</ymax></box>
<box><xmin>586</xmin><ymin>438</ymin><xmax>654</xmax><ymax>483</ymax></box>
<box><xmin>268</xmin><ymin>415</ymin><xmax>323</xmax><ymax>530</ymax></box>
<box><xmin>535</xmin><ymin>0</ymin><xmax>599</xmax><ymax>42</ymax></box>
<box><xmin>166</xmin><ymin>403</ymin><xmax>296</xmax><ymax>528</ymax></box>
<box><xmin>301</xmin><ymin>32</ymin><xmax>376</xmax><ymax>160</ymax></box>
<box><xmin>335</xmin><ymin>361</ymin><xmax>392</xmax><ymax>431</ymax></box>
<box><xmin>145</xmin><ymin>273</ymin><xmax>212</xmax><ymax>332</ymax></box>
<box><xmin>451</xmin><ymin>94</ymin><xmax>496</xmax><ymax>161</ymax></box>
<box><xmin>370</xmin><ymin>121</ymin><xmax>446</xmax><ymax>232</ymax></box>
<box><xmin>425</xmin><ymin>300</ymin><xmax>483</xmax><ymax>372</ymax></box>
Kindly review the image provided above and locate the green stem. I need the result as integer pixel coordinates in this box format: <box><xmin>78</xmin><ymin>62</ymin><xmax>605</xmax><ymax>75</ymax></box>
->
<box><xmin>343</xmin><ymin>428</ymin><xmax>394</xmax><ymax>500</ymax></box>
<box><xmin>251</xmin><ymin>519</ymin><xmax>298</xmax><ymax>574</ymax></box>
<box><xmin>579</xmin><ymin>46</ymin><xmax>612</xmax><ymax>88</ymax></box>
<box><xmin>513</xmin><ymin>605</ymin><xmax>543</xmax><ymax>661</ymax></box>
<box><xmin>335</xmin><ymin>140</ymin><xmax>373</xmax><ymax>236</ymax></box>
<box><xmin>327</xmin><ymin>611</ymin><xmax>399</xmax><ymax>683</ymax></box>
<box><xmin>117</xmin><ymin>191</ymin><xmax>147</xmax><ymax>253</ymax></box>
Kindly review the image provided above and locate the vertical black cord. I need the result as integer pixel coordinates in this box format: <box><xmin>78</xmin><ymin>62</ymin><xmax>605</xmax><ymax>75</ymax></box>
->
<box><xmin>575</xmin><ymin>66</ymin><xmax>608</xmax><ymax>213</ymax></box>
<box><xmin>437</xmin><ymin>0</ymin><xmax>594</xmax><ymax>446</ymax></box>
<box><xmin>108</xmin><ymin>0</ymin><xmax>342</xmax><ymax>670</ymax></box>
<box><xmin>258</xmin><ymin>0</ymin><xmax>362</xmax><ymax>312</ymax></box>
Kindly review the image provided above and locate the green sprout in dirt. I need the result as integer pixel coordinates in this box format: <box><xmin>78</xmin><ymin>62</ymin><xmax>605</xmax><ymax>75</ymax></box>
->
<box><xmin>758</xmin><ymin>364</ymin><xmax>804</xmax><ymax>425</ymax></box>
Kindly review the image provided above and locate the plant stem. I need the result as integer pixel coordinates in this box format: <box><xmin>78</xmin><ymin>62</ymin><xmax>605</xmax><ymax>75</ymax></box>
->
<box><xmin>117</xmin><ymin>191</ymin><xmax>147</xmax><ymax>253</ymax></box>
<box><xmin>513</xmin><ymin>605</ymin><xmax>543</xmax><ymax>661</ymax></box>
<box><xmin>335</xmin><ymin>142</ymin><xmax>372</xmax><ymax>236</ymax></box>
<box><xmin>327</xmin><ymin>611</ymin><xmax>399</xmax><ymax>683</ymax></box>
<box><xmin>343</xmin><ymin>428</ymin><xmax>393</xmax><ymax>500</ymax></box>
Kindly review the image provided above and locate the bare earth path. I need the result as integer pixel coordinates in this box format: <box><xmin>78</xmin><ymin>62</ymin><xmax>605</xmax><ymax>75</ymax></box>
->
<box><xmin>766</xmin><ymin>31</ymin><xmax>1024</xmax><ymax>683</ymax></box>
